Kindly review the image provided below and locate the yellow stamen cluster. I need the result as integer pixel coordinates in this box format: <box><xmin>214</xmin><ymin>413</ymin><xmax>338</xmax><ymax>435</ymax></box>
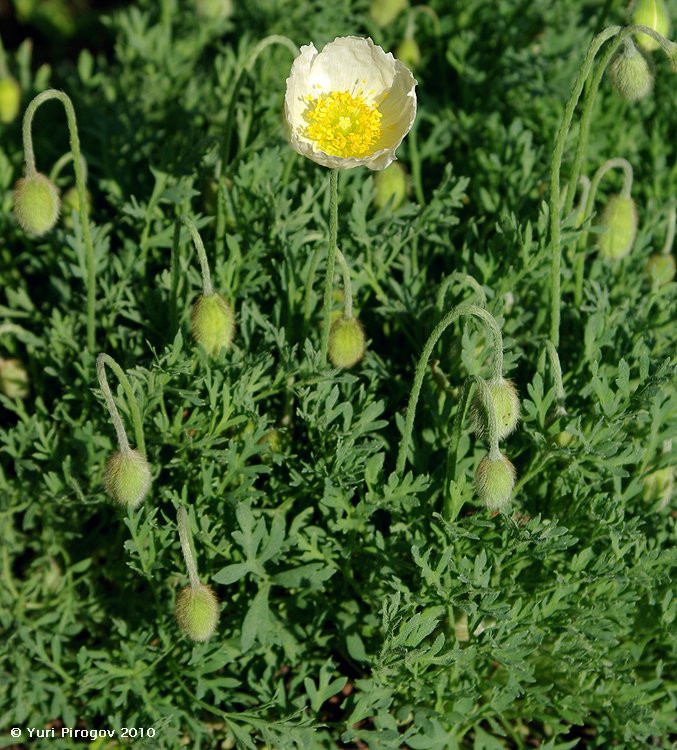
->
<box><xmin>303</xmin><ymin>90</ymin><xmax>382</xmax><ymax>158</ymax></box>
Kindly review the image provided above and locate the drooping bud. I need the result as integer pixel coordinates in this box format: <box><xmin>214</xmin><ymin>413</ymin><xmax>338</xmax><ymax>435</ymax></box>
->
<box><xmin>62</xmin><ymin>186</ymin><xmax>92</xmax><ymax>227</ymax></box>
<box><xmin>470</xmin><ymin>378</ymin><xmax>520</xmax><ymax>440</ymax></box>
<box><xmin>374</xmin><ymin>162</ymin><xmax>408</xmax><ymax>210</ymax></box>
<box><xmin>191</xmin><ymin>293</ymin><xmax>235</xmax><ymax>356</ymax></box>
<box><xmin>645</xmin><ymin>254</ymin><xmax>675</xmax><ymax>285</ymax></box>
<box><xmin>328</xmin><ymin>315</ymin><xmax>366</xmax><ymax>368</ymax></box>
<box><xmin>597</xmin><ymin>195</ymin><xmax>638</xmax><ymax>260</ymax></box>
<box><xmin>0</xmin><ymin>358</ymin><xmax>29</xmax><ymax>399</ymax></box>
<box><xmin>396</xmin><ymin>38</ymin><xmax>421</xmax><ymax>70</ymax></box>
<box><xmin>13</xmin><ymin>173</ymin><xmax>61</xmax><ymax>236</ymax></box>
<box><xmin>175</xmin><ymin>583</ymin><xmax>219</xmax><ymax>642</ymax></box>
<box><xmin>0</xmin><ymin>76</ymin><xmax>21</xmax><ymax>124</ymax></box>
<box><xmin>475</xmin><ymin>453</ymin><xmax>516</xmax><ymax>511</ymax></box>
<box><xmin>608</xmin><ymin>42</ymin><xmax>654</xmax><ymax>101</ymax></box>
<box><xmin>632</xmin><ymin>0</ymin><xmax>670</xmax><ymax>52</ymax></box>
<box><xmin>369</xmin><ymin>0</ymin><xmax>407</xmax><ymax>27</ymax></box>
<box><xmin>104</xmin><ymin>449</ymin><xmax>152</xmax><ymax>509</ymax></box>
<box><xmin>195</xmin><ymin>0</ymin><xmax>234</xmax><ymax>20</ymax></box>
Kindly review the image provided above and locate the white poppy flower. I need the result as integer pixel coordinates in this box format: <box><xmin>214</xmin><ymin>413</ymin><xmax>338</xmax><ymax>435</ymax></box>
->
<box><xmin>284</xmin><ymin>36</ymin><xmax>417</xmax><ymax>171</ymax></box>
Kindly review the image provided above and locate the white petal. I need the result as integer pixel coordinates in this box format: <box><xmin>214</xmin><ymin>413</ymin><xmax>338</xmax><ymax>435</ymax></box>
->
<box><xmin>375</xmin><ymin>59</ymin><xmax>417</xmax><ymax>151</ymax></box>
<box><xmin>284</xmin><ymin>43</ymin><xmax>318</xmax><ymax>135</ymax></box>
<box><xmin>306</xmin><ymin>37</ymin><xmax>396</xmax><ymax>103</ymax></box>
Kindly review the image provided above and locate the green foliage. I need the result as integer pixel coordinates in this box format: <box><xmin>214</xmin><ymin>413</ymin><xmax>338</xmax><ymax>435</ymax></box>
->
<box><xmin>1</xmin><ymin>0</ymin><xmax>676</xmax><ymax>748</ymax></box>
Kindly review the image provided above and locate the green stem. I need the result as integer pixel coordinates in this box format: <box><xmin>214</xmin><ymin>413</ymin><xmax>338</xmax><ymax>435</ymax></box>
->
<box><xmin>320</xmin><ymin>169</ymin><xmax>339</xmax><ymax>363</ymax></box>
<box><xmin>169</xmin><ymin>220</ymin><xmax>181</xmax><ymax>336</ymax></box>
<box><xmin>409</xmin><ymin>119</ymin><xmax>425</xmax><ymax>205</ymax></box>
<box><xmin>396</xmin><ymin>304</ymin><xmax>504</xmax><ymax>475</ymax></box>
<box><xmin>96</xmin><ymin>353</ymin><xmax>146</xmax><ymax>456</ymax></box>
<box><xmin>22</xmin><ymin>89</ymin><xmax>96</xmax><ymax>350</ymax></box>
<box><xmin>220</xmin><ymin>34</ymin><xmax>299</xmax><ymax>171</ymax></box>
<box><xmin>335</xmin><ymin>249</ymin><xmax>354</xmax><ymax>319</ymax></box>
<box><xmin>435</xmin><ymin>272</ymin><xmax>487</xmax><ymax>314</ymax></box>
<box><xmin>544</xmin><ymin>341</ymin><xmax>566</xmax><ymax>415</ymax></box>
<box><xmin>177</xmin><ymin>507</ymin><xmax>200</xmax><ymax>590</ymax></box>
<box><xmin>303</xmin><ymin>238</ymin><xmax>324</xmax><ymax>326</ymax></box>
<box><xmin>48</xmin><ymin>151</ymin><xmax>88</xmax><ymax>184</ymax></box>
<box><xmin>443</xmin><ymin>376</ymin><xmax>474</xmax><ymax>521</ymax></box>
<box><xmin>181</xmin><ymin>216</ymin><xmax>214</xmax><ymax>297</ymax></box>
<box><xmin>661</xmin><ymin>204</ymin><xmax>675</xmax><ymax>256</ymax></box>
<box><xmin>548</xmin><ymin>25</ymin><xmax>620</xmax><ymax>349</ymax></box>
<box><xmin>573</xmin><ymin>156</ymin><xmax>634</xmax><ymax>303</ymax></box>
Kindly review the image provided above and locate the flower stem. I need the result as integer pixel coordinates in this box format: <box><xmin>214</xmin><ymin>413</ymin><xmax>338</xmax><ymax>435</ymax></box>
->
<box><xmin>22</xmin><ymin>89</ymin><xmax>96</xmax><ymax>350</ymax></box>
<box><xmin>545</xmin><ymin>340</ymin><xmax>567</xmax><ymax>416</ymax></box>
<box><xmin>96</xmin><ymin>353</ymin><xmax>146</xmax><ymax>456</ymax></box>
<box><xmin>548</xmin><ymin>25</ymin><xmax>620</xmax><ymax>350</ymax></box>
<box><xmin>443</xmin><ymin>376</ymin><xmax>474</xmax><ymax>520</ymax></box>
<box><xmin>181</xmin><ymin>216</ymin><xmax>213</xmax><ymax>297</ymax></box>
<box><xmin>661</xmin><ymin>204</ymin><xmax>675</xmax><ymax>256</ymax></box>
<box><xmin>335</xmin><ymin>249</ymin><xmax>354</xmax><ymax>319</ymax></box>
<box><xmin>169</xmin><ymin>220</ymin><xmax>181</xmax><ymax>336</ymax></box>
<box><xmin>573</xmin><ymin>156</ymin><xmax>634</xmax><ymax>303</ymax></box>
<box><xmin>177</xmin><ymin>507</ymin><xmax>200</xmax><ymax>590</ymax></box>
<box><xmin>435</xmin><ymin>272</ymin><xmax>487</xmax><ymax>315</ymax></box>
<box><xmin>320</xmin><ymin>169</ymin><xmax>339</xmax><ymax>363</ymax></box>
<box><xmin>396</xmin><ymin>304</ymin><xmax>504</xmax><ymax>475</ymax></box>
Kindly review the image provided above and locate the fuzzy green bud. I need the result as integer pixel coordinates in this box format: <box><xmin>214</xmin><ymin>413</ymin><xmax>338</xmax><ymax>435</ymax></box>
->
<box><xmin>370</xmin><ymin>0</ymin><xmax>407</xmax><ymax>27</ymax></box>
<box><xmin>104</xmin><ymin>449</ymin><xmax>152</xmax><ymax>509</ymax></box>
<box><xmin>597</xmin><ymin>195</ymin><xmax>638</xmax><ymax>260</ymax></box>
<box><xmin>475</xmin><ymin>453</ymin><xmax>516</xmax><ymax>511</ymax></box>
<box><xmin>645</xmin><ymin>254</ymin><xmax>675</xmax><ymax>285</ymax></box>
<box><xmin>642</xmin><ymin>465</ymin><xmax>674</xmax><ymax>503</ymax></box>
<box><xmin>62</xmin><ymin>186</ymin><xmax>92</xmax><ymax>227</ymax></box>
<box><xmin>396</xmin><ymin>38</ymin><xmax>421</xmax><ymax>69</ymax></box>
<box><xmin>632</xmin><ymin>0</ymin><xmax>670</xmax><ymax>52</ymax></box>
<box><xmin>328</xmin><ymin>316</ymin><xmax>366</xmax><ymax>369</ymax></box>
<box><xmin>0</xmin><ymin>76</ymin><xmax>21</xmax><ymax>124</ymax></box>
<box><xmin>470</xmin><ymin>378</ymin><xmax>520</xmax><ymax>440</ymax></box>
<box><xmin>175</xmin><ymin>583</ymin><xmax>219</xmax><ymax>642</ymax></box>
<box><xmin>191</xmin><ymin>293</ymin><xmax>235</xmax><ymax>356</ymax></box>
<box><xmin>0</xmin><ymin>358</ymin><xmax>29</xmax><ymax>399</ymax></box>
<box><xmin>195</xmin><ymin>0</ymin><xmax>233</xmax><ymax>20</ymax></box>
<box><xmin>374</xmin><ymin>162</ymin><xmax>408</xmax><ymax>210</ymax></box>
<box><xmin>13</xmin><ymin>173</ymin><xmax>61</xmax><ymax>236</ymax></box>
<box><xmin>609</xmin><ymin>43</ymin><xmax>654</xmax><ymax>101</ymax></box>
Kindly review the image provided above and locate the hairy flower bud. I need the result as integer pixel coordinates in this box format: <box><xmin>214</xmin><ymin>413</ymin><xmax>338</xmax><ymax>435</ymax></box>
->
<box><xmin>370</xmin><ymin>0</ymin><xmax>407</xmax><ymax>27</ymax></box>
<box><xmin>632</xmin><ymin>0</ymin><xmax>670</xmax><ymax>52</ymax></box>
<box><xmin>13</xmin><ymin>173</ymin><xmax>61</xmax><ymax>236</ymax></box>
<box><xmin>374</xmin><ymin>162</ymin><xmax>408</xmax><ymax>210</ymax></box>
<box><xmin>104</xmin><ymin>449</ymin><xmax>152</xmax><ymax>509</ymax></box>
<box><xmin>645</xmin><ymin>254</ymin><xmax>675</xmax><ymax>285</ymax></box>
<box><xmin>597</xmin><ymin>195</ymin><xmax>638</xmax><ymax>260</ymax></box>
<box><xmin>328</xmin><ymin>315</ymin><xmax>366</xmax><ymax>368</ymax></box>
<box><xmin>396</xmin><ymin>38</ymin><xmax>422</xmax><ymax>70</ymax></box>
<box><xmin>609</xmin><ymin>43</ymin><xmax>654</xmax><ymax>101</ymax></box>
<box><xmin>0</xmin><ymin>76</ymin><xmax>21</xmax><ymax>124</ymax></box>
<box><xmin>175</xmin><ymin>583</ymin><xmax>219</xmax><ymax>642</ymax></box>
<box><xmin>191</xmin><ymin>293</ymin><xmax>235</xmax><ymax>356</ymax></box>
<box><xmin>475</xmin><ymin>453</ymin><xmax>516</xmax><ymax>511</ymax></box>
<box><xmin>0</xmin><ymin>358</ymin><xmax>29</xmax><ymax>399</ymax></box>
<box><xmin>470</xmin><ymin>378</ymin><xmax>521</xmax><ymax>440</ymax></box>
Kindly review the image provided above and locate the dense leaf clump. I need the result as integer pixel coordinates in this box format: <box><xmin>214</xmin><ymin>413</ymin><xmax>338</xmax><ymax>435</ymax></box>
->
<box><xmin>1</xmin><ymin>0</ymin><xmax>675</xmax><ymax>748</ymax></box>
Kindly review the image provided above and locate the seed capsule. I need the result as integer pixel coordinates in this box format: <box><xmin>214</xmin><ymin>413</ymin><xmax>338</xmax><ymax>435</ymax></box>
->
<box><xmin>470</xmin><ymin>378</ymin><xmax>520</xmax><ymax>440</ymax></box>
<box><xmin>191</xmin><ymin>293</ymin><xmax>235</xmax><ymax>356</ymax></box>
<box><xmin>175</xmin><ymin>583</ymin><xmax>219</xmax><ymax>642</ymax></box>
<box><xmin>0</xmin><ymin>76</ymin><xmax>21</xmax><ymax>124</ymax></box>
<box><xmin>13</xmin><ymin>173</ymin><xmax>61</xmax><ymax>236</ymax></box>
<box><xmin>597</xmin><ymin>195</ymin><xmax>638</xmax><ymax>260</ymax></box>
<box><xmin>104</xmin><ymin>449</ymin><xmax>152</xmax><ymax>509</ymax></box>
<box><xmin>632</xmin><ymin>0</ymin><xmax>670</xmax><ymax>52</ymax></box>
<box><xmin>609</xmin><ymin>43</ymin><xmax>654</xmax><ymax>101</ymax></box>
<box><xmin>475</xmin><ymin>453</ymin><xmax>516</xmax><ymax>511</ymax></box>
<box><xmin>328</xmin><ymin>316</ymin><xmax>366</xmax><ymax>368</ymax></box>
